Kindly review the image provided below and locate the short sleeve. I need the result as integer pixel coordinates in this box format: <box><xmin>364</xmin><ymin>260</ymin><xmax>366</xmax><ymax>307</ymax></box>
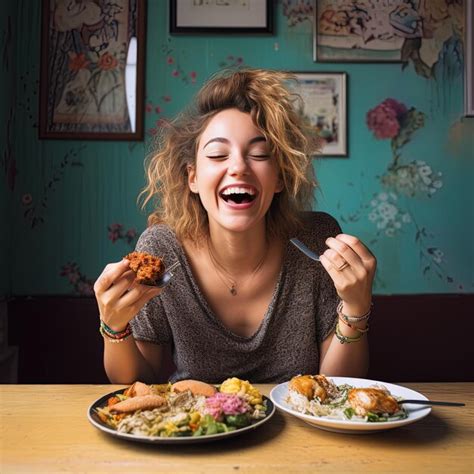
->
<box><xmin>129</xmin><ymin>226</ymin><xmax>173</xmax><ymax>344</ymax></box>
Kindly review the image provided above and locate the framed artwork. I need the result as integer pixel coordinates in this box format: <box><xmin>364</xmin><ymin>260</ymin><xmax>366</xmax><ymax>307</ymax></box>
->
<box><xmin>313</xmin><ymin>0</ymin><xmax>422</xmax><ymax>62</ymax></box>
<box><xmin>289</xmin><ymin>72</ymin><xmax>348</xmax><ymax>157</ymax></box>
<box><xmin>170</xmin><ymin>0</ymin><xmax>273</xmax><ymax>34</ymax></box>
<box><xmin>466</xmin><ymin>0</ymin><xmax>474</xmax><ymax>117</ymax></box>
<box><xmin>39</xmin><ymin>0</ymin><xmax>146</xmax><ymax>140</ymax></box>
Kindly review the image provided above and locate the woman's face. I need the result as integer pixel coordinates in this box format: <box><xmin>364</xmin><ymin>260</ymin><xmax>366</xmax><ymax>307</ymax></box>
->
<box><xmin>188</xmin><ymin>108</ymin><xmax>283</xmax><ymax>235</ymax></box>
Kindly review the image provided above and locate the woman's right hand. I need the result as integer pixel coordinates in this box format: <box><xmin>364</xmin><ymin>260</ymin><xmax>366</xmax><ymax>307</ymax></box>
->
<box><xmin>94</xmin><ymin>259</ymin><xmax>161</xmax><ymax>332</ymax></box>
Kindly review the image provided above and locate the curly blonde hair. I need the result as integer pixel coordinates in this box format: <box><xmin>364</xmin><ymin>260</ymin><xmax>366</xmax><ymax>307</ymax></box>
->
<box><xmin>140</xmin><ymin>68</ymin><xmax>317</xmax><ymax>243</ymax></box>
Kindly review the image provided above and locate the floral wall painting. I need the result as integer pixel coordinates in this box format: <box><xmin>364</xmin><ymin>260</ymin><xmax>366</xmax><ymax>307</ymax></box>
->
<box><xmin>465</xmin><ymin>0</ymin><xmax>473</xmax><ymax>116</ymax></box>
<box><xmin>313</xmin><ymin>0</ymin><xmax>464</xmax><ymax>75</ymax></box>
<box><xmin>289</xmin><ymin>72</ymin><xmax>347</xmax><ymax>157</ymax></box>
<box><xmin>169</xmin><ymin>0</ymin><xmax>273</xmax><ymax>34</ymax></box>
<box><xmin>39</xmin><ymin>0</ymin><xmax>146</xmax><ymax>140</ymax></box>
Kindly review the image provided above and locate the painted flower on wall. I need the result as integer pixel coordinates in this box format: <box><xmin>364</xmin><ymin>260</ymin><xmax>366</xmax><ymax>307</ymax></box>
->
<box><xmin>366</xmin><ymin>98</ymin><xmax>442</xmax><ymax>198</ymax></box>
<box><xmin>107</xmin><ymin>223</ymin><xmax>137</xmax><ymax>246</ymax></box>
<box><xmin>60</xmin><ymin>262</ymin><xmax>94</xmax><ymax>296</ymax></box>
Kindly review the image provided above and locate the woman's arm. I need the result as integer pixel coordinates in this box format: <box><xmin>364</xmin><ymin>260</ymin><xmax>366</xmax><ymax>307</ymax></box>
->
<box><xmin>95</xmin><ymin>259</ymin><xmax>163</xmax><ymax>383</ymax></box>
<box><xmin>318</xmin><ymin>233</ymin><xmax>376</xmax><ymax>377</ymax></box>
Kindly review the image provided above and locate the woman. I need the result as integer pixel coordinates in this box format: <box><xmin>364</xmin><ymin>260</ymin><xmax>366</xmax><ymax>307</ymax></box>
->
<box><xmin>94</xmin><ymin>68</ymin><xmax>376</xmax><ymax>384</ymax></box>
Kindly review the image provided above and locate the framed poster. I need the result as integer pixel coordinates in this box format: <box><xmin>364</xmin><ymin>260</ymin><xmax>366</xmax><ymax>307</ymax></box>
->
<box><xmin>290</xmin><ymin>72</ymin><xmax>348</xmax><ymax>157</ymax></box>
<box><xmin>313</xmin><ymin>0</ymin><xmax>422</xmax><ymax>62</ymax></box>
<box><xmin>170</xmin><ymin>0</ymin><xmax>273</xmax><ymax>34</ymax></box>
<box><xmin>39</xmin><ymin>0</ymin><xmax>146</xmax><ymax>140</ymax></box>
<box><xmin>466</xmin><ymin>0</ymin><xmax>474</xmax><ymax>117</ymax></box>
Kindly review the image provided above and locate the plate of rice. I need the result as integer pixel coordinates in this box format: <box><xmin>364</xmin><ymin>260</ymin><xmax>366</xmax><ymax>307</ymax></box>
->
<box><xmin>270</xmin><ymin>376</ymin><xmax>431</xmax><ymax>433</ymax></box>
<box><xmin>88</xmin><ymin>377</ymin><xmax>275</xmax><ymax>444</ymax></box>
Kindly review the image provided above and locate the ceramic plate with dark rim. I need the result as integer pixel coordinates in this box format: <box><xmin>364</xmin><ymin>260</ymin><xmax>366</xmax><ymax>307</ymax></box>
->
<box><xmin>87</xmin><ymin>388</ymin><xmax>275</xmax><ymax>444</ymax></box>
<box><xmin>270</xmin><ymin>377</ymin><xmax>431</xmax><ymax>434</ymax></box>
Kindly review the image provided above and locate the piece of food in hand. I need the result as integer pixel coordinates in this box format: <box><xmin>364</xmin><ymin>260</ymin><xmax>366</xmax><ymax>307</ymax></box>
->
<box><xmin>124</xmin><ymin>251</ymin><xmax>165</xmax><ymax>285</ymax></box>
<box><xmin>109</xmin><ymin>394</ymin><xmax>167</xmax><ymax>413</ymax></box>
<box><xmin>348</xmin><ymin>388</ymin><xmax>399</xmax><ymax>416</ymax></box>
<box><xmin>171</xmin><ymin>379</ymin><xmax>217</xmax><ymax>398</ymax></box>
<box><xmin>289</xmin><ymin>374</ymin><xmax>336</xmax><ymax>402</ymax></box>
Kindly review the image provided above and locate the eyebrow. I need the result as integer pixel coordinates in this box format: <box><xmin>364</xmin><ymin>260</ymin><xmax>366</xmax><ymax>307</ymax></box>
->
<box><xmin>203</xmin><ymin>136</ymin><xmax>267</xmax><ymax>149</ymax></box>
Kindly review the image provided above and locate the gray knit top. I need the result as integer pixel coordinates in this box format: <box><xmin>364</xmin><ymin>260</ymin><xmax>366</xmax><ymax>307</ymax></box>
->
<box><xmin>130</xmin><ymin>211</ymin><xmax>341</xmax><ymax>384</ymax></box>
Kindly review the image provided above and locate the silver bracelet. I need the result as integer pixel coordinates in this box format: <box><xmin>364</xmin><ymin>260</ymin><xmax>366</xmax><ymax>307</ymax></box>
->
<box><xmin>337</xmin><ymin>301</ymin><xmax>372</xmax><ymax>323</ymax></box>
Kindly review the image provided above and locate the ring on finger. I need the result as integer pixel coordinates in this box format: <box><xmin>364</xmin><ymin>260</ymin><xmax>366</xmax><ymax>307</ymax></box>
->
<box><xmin>337</xmin><ymin>261</ymin><xmax>350</xmax><ymax>271</ymax></box>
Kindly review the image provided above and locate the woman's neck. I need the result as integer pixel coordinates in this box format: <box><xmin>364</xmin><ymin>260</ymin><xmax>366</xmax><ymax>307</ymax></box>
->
<box><xmin>207</xmin><ymin>224</ymin><xmax>268</xmax><ymax>277</ymax></box>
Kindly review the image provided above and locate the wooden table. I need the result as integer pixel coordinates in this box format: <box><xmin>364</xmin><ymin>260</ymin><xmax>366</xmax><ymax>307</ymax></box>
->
<box><xmin>1</xmin><ymin>383</ymin><xmax>473</xmax><ymax>473</ymax></box>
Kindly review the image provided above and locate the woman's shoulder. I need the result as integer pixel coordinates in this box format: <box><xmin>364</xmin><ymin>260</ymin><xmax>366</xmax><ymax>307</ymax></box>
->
<box><xmin>298</xmin><ymin>211</ymin><xmax>342</xmax><ymax>249</ymax></box>
<box><xmin>135</xmin><ymin>224</ymin><xmax>181</xmax><ymax>260</ymax></box>
<box><xmin>300</xmin><ymin>211</ymin><xmax>341</xmax><ymax>235</ymax></box>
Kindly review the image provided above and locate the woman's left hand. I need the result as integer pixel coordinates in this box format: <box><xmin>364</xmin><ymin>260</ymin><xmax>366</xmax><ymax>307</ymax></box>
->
<box><xmin>320</xmin><ymin>234</ymin><xmax>377</xmax><ymax>315</ymax></box>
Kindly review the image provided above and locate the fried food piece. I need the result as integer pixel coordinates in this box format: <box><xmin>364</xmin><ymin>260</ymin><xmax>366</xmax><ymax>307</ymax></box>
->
<box><xmin>289</xmin><ymin>374</ymin><xmax>334</xmax><ymax>402</ymax></box>
<box><xmin>109</xmin><ymin>394</ymin><xmax>167</xmax><ymax>413</ymax></box>
<box><xmin>348</xmin><ymin>388</ymin><xmax>400</xmax><ymax>416</ymax></box>
<box><xmin>172</xmin><ymin>379</ymin><xmax>217</xmax><ymax>398</ymax></box>
<box><xmin>124</xmin><ymin>251</ymin><xmax>165</xmax><ymax>285</ymax></box>
<box><xmin>123</xmin><ymin>381</ymin><xmax>153</xmax><ymax>398</ymax></box>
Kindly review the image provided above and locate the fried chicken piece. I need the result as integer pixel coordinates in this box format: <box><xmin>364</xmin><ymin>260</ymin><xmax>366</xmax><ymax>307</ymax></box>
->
<box><xmin>289</xmin><ymin>374</ymin><xmax>334</xmax><ymax>402</ymax></box>
<box><xmin>124</xmin><ymin>251</ymin><xmax>165</xmax><ymax>285</ymax></box>
<box><xmin>348</xmin><ymin>388</ymin><xmax>400</xmax><ymax>416</ymax></box>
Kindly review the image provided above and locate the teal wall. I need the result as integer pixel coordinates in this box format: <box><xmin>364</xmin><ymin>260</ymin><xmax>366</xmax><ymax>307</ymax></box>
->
<box><xmin>0</xmin><ymin>1</ymin><xmax>17</xmax><ymax>296</ymax></box>
<box><xmin>1</xmin><ymin>1</ymin><xmax>473</xmax><ymax>296</ymax></box>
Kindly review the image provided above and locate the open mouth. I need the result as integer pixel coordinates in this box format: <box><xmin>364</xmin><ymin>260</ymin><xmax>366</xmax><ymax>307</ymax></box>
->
<box><xmin>219</xmin><ymin>186</ymin><xmax>257</xmax><ymax>205</ymax></box>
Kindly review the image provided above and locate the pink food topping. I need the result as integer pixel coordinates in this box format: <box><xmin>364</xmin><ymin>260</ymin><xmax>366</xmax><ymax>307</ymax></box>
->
<box><xmin>204</xmin><ymin>393</ymin><xmax>251</xmax><ymax>420</ymax></box>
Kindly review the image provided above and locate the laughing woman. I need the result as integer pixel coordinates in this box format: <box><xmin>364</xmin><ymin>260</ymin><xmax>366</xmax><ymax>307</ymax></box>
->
<box><xmin>94</xmin><ymin>68</ymin><xmax>376</xmax><ymax>384</ymax></box>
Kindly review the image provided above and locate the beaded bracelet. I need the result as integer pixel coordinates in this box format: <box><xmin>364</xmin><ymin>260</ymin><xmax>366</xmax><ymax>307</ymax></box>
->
<box><xmin>337</xmin><ymin>301</ymin><xmax>372</xmax><ymax>324</ymax></box>
<box><xmin>99</xmin><ymin>320</ymin><xmax>132</xmax><ymax>342</ymax></box>
<box><xmin>100</xmin><ymin>319</ymin><xmax>129</xmax><ymax>336</ymax></box>
<box><xmin>334</xmin><ymin>322</ymin><xmax>363</xmax><ymax>344</ymax></box>
<box><xmin>99</xmin><ymin>325</ymin><xmax>133</xmax><ymax>343</ymax></box>
<box><xmin>338</xmin><ymin>316</ymin><xmax>370</xmax><ymax>334</ymax></box>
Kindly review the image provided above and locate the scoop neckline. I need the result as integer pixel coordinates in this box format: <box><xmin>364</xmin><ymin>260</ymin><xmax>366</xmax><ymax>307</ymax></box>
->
<box><xmin>170</xmin><ymin>230</ymin><xmax>291</xmax><ymax>342</ymax></box>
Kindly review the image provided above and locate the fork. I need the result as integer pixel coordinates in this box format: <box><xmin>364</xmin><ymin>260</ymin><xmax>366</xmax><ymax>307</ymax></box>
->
<box><xmin>155</xmin><ymin>261</ymin><xmax>181</xmax><ymax>288</ymax></box>
<box><xmin>290</xmin><ymin>238</ymin><xmax>321</xmax><ymax>262</ymax></box>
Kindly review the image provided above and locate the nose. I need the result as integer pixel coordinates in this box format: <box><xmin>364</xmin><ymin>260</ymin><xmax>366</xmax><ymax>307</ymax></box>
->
<box><xmin>227</xmin><ymin>152</ymin><xmax>249</xmax><ymax>177</ymax></box>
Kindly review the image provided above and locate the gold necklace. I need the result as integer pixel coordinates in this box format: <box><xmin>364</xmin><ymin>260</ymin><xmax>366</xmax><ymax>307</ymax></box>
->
<box><xmin>207</xmin><ymin>240</ymin><xmax>268</xmax><ymax>296</ymax></box>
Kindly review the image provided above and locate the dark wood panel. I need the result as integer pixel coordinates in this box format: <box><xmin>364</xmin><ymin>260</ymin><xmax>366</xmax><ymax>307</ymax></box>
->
<box><xmin>7</xmin><ymin>294</ymin><xmax>474</xmax><ymax>383</ymax></box>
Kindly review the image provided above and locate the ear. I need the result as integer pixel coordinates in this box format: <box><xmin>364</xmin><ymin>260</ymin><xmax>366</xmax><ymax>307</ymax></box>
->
<box><xmin>187</xmin><ymin>164</ymin><xmax>199</xmax><ymax>193</ymax></box>
<box><xmin>275</xmin><ymin>176</ymin><xmax>284</xmax><ymax>193</ymax></box>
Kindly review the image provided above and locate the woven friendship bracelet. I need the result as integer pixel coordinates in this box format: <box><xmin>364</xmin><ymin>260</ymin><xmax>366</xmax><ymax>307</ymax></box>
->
<box><xmin>334</xmin><ymin>322</ymin><xmax>363</xmax><ymax>344</ymax></box>
<box><xmin>337</xmin><ymin>301</ymin><xmax>372</xmax><ymax>323</ymax></box>
<box><xmin>338</xmin><ymin>316</ymin><xmax>370</xmax><ymax>334</ymax></box>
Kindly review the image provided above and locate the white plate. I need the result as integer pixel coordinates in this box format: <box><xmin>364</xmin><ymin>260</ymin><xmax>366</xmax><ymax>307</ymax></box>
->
<box><xmin>88</xmin><ymin>388</ymin><xmax>275</xmax><ymax>444</ymax></box>
<box><xmin>270</xmin><ymin>377</ymin><xmax>431</xmax><ymax>434</ymax></box>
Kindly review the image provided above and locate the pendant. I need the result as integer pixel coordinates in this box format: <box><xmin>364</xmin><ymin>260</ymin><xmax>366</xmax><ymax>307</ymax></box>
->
<box><xmin>230</xmin><ymin>286</ymin><xmax>237</xmax><ymax>296</ymax></box>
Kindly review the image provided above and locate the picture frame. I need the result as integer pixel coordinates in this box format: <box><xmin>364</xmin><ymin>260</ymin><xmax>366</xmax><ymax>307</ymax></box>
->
<box><xmin>39</xmin><ymin>0</ymin><xmax>146</xmax><ymax>140</ymax></box>
<box><xmin>313</xmin><ymin>0</ymin><xmax>422</xmax><ymax>63</ymax></box>
<box><xmin>465</xmin><ymin>0</ymin><xmax>474</xmax><ymax>117</ymax></box>
<box><xmin>170</xmin><ymin>0</ymin><xmax>273</xmax><ymax>34</ymax></box>
<box><xmin>289</xmin><ymin>72</ymin><xmax>348</xmax><ymax>157</ymax></box>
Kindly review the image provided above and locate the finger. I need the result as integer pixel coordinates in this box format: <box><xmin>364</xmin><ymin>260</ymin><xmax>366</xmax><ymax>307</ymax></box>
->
<box><xmin>325</xmin><ymin>236</ymin><xmax>363</xmax><ymax>268</ymax></box>
<box><xmin>117</xmin><ymin>284</ymin><xmax>161</xmax><ymax>310</ymax></box>
<box><xmin>94</xmin><ymin>259</ymin><xmax>130</xmax><ymax>295</ymax></box>
<box><xmin>320</xmin><ymin>253</ymin><xmax>345</xmax><ymax>285</ymax></box>
<box><xmin>127</xmin><ymin>287</ymin><xmax>162</xmax><ymax>317</ymax></box>
<box><xmin>104</xmin><ymin>270</ymin><xmax>137</xmax><ymax>301</ymax></box>
<box><xmin>323</xmin><ymin>248</ymin><xmax>349</xmax><ymax>272</ymax></box>
<box><xmin>335</xmin><ymin>234</ymin><xmax>376</xmax><ymax>264</ymax></box>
